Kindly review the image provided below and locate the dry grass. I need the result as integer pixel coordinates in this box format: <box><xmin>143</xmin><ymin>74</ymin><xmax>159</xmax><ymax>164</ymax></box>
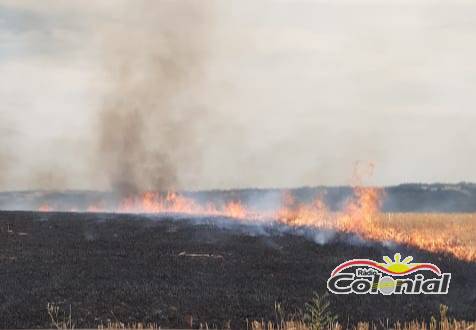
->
<box><xmin>47</xmin><ymin>299</ymin><xmax>476</xmax><ymax>330</ymax></box>
<box><xmin>249</xmin><ymin>305</ymin><xmax>476</xmax><ymax>330</ymax></box>
<box><xmin>358</xmin><ymin>213</ymin><xmax>476</xmax><ymax>262</ymax></box>
<box><xmin>95</xmin><ymin>317</ymin><xmax>476</xmax><ymax>330</ymax></box>
<box><xmin>250</xmin><ymin>320</ymin><xmax>476</xmax><ymax>330</ymax></box>
<box><xmin>98</xmin><ymin>322</ymin><xmax>159</xmax><ymax>330</ymax></box>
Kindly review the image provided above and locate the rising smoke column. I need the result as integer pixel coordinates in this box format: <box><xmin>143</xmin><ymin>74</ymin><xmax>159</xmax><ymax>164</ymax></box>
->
<box><xmin>0</xmin><ymin>113</ymin><xmax>13</xmax><ymax>188</ymax></box>
<box><xmin>96</xmin><ymin>2</ymin><xmax>213</xmax><ymax>193</ymax></box>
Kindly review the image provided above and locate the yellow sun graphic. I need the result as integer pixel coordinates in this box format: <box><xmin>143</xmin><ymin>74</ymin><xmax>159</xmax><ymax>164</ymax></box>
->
<box><xmin>379</xmin><ymin>253</ymin><xmax>415</xmax><ymax>273</ymax></box>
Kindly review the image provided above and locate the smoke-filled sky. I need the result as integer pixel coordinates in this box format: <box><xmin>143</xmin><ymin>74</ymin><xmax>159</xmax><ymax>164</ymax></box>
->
<box><xmin>0</xmin><ymin>0</ymin><xmax>475</xmax><ymax>191</ymax></box>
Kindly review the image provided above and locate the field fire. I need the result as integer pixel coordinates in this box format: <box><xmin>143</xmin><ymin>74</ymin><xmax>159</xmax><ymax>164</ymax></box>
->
<box><xmin>2</xmin><ymin>0</ymin><xmax>476</xmax><ymax>329</ymax></box>
<box><xmin>31</xmin><ymin>186</ymin><xmax>476</xmax><ymax>262</ymax></box>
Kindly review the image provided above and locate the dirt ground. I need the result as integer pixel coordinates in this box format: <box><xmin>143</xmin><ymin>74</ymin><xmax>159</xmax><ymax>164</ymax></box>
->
<box><xmin>0</xmin><ymin>211</ymin><xmax>475</xmax><ymax>329</ymax></box>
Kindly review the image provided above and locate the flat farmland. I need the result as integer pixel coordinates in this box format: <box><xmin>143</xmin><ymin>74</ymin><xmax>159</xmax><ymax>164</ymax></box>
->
<box><xmin>0</xmin><ymin>211</ymin><xmax>475</xmax><ymax>329</ymax></box>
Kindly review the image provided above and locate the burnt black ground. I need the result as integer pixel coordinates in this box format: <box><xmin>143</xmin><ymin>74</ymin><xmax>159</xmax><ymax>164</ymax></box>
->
<box><xmin>0</xmin><ymin>211</ymin><xmax>475</xmax><ymax>329</ymax></box>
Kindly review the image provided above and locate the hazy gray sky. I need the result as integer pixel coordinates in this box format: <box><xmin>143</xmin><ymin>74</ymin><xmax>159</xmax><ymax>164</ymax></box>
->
<box><xmin>0</xmin><ymin>0</ymin><xmax>475</xmax><ymax>191</ymax></box>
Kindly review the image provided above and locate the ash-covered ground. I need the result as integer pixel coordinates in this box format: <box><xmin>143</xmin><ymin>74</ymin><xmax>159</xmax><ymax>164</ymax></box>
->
<box><xmin>0</xmin><ymin>210</ymin><xmax>475</xmax><ymax>329</ymax></box>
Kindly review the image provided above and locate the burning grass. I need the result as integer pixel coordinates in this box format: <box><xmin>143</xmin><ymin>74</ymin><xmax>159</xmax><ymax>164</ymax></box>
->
<box><xmin>3</xmin><ymin>210</ymin><xmax>476</xmax><ymax>328</ymax></box>
<box><xmin>34</xmin><ymin>187</ymin><xmax>476</xmax><ymax>262</ymax></box>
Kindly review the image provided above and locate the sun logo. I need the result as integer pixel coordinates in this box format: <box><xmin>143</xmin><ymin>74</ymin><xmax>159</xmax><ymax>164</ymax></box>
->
<box><xmin>379</xmin><ymin>253</ymin><xmax>415</xmax><ymax>274</ymax></box>
<box><xmin>330</xmin><ymin>252</ymin><xmax>442</xmax><ymax>277</ymax></box>
<box><xmin>328</xmin><ymin>252</ymin><xmax>451</xmax><ymax>295</ymax></box>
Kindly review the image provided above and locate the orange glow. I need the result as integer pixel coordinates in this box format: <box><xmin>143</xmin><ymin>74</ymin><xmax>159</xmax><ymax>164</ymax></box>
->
<box><xmin>35</xmin><ymin>186</ymin><xmax>476</xmax><ymax>262</ymax></box>
<box><xmin>38</xmin><ymin>204</ymin><xmax>53</xmax><ymax>212</ymax></box>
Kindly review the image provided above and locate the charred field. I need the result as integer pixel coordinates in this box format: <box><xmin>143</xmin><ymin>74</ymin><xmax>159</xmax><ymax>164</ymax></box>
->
<box><xmin>1</xmin><ymin>209</ymin><xmax>476</xmax><ymax>329</ymax></box>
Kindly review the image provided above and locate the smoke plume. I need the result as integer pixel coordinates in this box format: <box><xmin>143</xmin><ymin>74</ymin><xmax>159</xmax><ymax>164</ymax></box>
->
<box><xmin>96</xmin><ymin>2</ymin><xmax>212</xmax><ymax>193</ymax></box>
<box><xmin>1</xmin><ymin>1</ymin><xmax>476</xmax><ymax>191</ymax></box>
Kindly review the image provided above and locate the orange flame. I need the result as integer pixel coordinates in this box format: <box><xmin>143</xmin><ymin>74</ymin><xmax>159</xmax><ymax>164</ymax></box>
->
<box><xmin>38</xmin><ymin>204</ymin><xmax>54</xmax><ymax>212</ymax></box>
<box><xmin>35</xmin><ymin>185</ymin><xmax>476</xmax><ymax>262</ymax></box>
